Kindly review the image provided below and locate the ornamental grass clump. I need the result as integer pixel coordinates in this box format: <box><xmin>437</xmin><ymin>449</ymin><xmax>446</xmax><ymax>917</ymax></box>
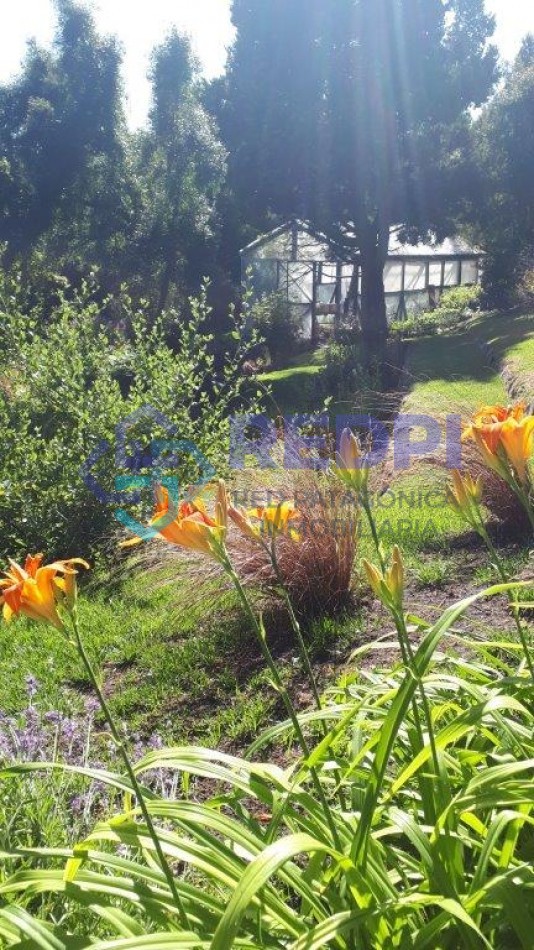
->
<box><xmin>149</xmin><ymin>471</ymin><xmax>359</xmax><ymax>620</ymax></box>
<box><xmin>228</xmin><ymin>475</ymin><xmax>358</xmax><ymax>618</ymax></box>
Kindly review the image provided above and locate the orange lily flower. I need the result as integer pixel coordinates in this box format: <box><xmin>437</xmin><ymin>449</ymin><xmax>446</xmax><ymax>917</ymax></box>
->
<box><xmin>229</xmin><ymin>500</ymin><xmax>300</xmax><ymax>542</ymax></box>
<box><xmin>463</xmin><ymin>402</ymin><xmax>534</xmax><ymax>487</ymax></box>
<box><xmin>123</xmin><ymin>485</ymin><xmax>226</xmax><ymax>559</ymax></box>
<box><xmin>465</xmin><ymin>423</ymin><xmax>508</xmax><ymax>479</ymax></box>
<box><xmin>0</xmin><ymin>554</ymin><xmax>89</xmax><ymax>630</ymax></box>
<box><xmin>470</xmin><ymin>403</ymin><xmax>526</xmax><ymax>427</ymax></box>
<box><xmin>499</xmin><ymin>417</ymin><xmax>534</xmax><ymax>486</ymax></box>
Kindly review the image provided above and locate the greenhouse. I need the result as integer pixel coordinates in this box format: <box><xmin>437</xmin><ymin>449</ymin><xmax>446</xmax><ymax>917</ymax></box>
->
<box><xmin>241</xmin><ymin>220</ymin><xmax>483</xmax><ymax>342</ymax></box>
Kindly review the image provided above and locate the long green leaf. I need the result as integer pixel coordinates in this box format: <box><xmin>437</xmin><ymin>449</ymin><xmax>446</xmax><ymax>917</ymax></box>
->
<box><xmin>211</xmin><ymin>834</ymin><xmax>335</xmax><ymax>950</ymax></box>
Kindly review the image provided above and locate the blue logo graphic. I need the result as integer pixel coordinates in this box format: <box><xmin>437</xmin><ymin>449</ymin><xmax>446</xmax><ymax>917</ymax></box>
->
<box><xmin>81</xmin><ymin>406</ymin><xmax>215</xmax><ymax>540</ymax></box>
<box><xmin>229</xmin><ymin>412</ymin><xmax>462</xmax><ymax>472</ymax></box>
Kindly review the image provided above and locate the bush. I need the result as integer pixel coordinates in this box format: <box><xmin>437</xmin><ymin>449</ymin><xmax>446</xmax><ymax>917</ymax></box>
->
<box><xmin>248</xmin><ymin>291</ymin><xmax>302</xmax><ymax>366</ymax></box>
<box><xmin>0</xmin><ymin>275</ymin><xmax>262</xmax><ymax>560</ymax></box>
<box><xmin>320</xmin><ymin>338</ymin><xmax>377</xmax><ymax>400</ymax></box>
<box><xmin>391</xmin><ymin>284</ymin><xmax>482</xmax><ymax>338</ymax></box>
<box><xmin>480</xmin><ymin>246</ymin><xmax>534</xmax><ymax>311</ymax></box>
<box><xmin>438</xmin><ymin>283</ymin><xmax>482</xmax><ymax>313</ymax></box>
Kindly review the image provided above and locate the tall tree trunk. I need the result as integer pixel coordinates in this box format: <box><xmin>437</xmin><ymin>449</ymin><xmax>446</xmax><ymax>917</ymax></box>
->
<box><xmin>359</xmin><ymin>221</ymin><xmax>389</xmax><ymax>365</ymax></box>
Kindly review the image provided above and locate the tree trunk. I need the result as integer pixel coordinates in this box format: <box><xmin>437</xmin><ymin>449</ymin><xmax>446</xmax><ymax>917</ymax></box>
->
<box><xmin>344</xmin><ymin>264</ymin><xmax>359</xmax><ymax>320</ymax></box>
<box><xmin>359</xmin><ymin>222</ymin><xmax>389</xmax><ymax>365</ymax></box>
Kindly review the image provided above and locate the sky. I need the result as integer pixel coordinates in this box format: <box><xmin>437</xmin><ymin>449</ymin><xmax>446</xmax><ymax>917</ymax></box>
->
<box><xmin>0</xmin><ymin>0</ymin><xmax>533</xmax><ymax>129</ymax></box>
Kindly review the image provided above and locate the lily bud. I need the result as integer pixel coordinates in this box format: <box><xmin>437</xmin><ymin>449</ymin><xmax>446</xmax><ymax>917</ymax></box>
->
<box><xmin>447</xmin><ymin>470</ymin><xmax>484</xmax><ymax>528</ymax></box>
<box><xmin>362</xmin><ymin>546</ymin><xmax>405</xmax><ymax>612</ymax></box>
<box><xmin>332</xmin><ymin>428</ymin><xmax>370</xmax><ymax>496</ymax></box>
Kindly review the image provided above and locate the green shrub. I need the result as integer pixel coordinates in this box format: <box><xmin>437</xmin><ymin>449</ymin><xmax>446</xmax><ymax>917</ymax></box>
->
<box><xmin>321</xmin><ymin>338</ymin><xmax>377</xmax><ymax>400</ymax></box>
<box><xmin>0</xmin><ymin>276</ymin><xmax>262</xmax><ymax>560</ymax></box>
<box><xmin>391</xmin><ymin>285</ymin><xmax>482</xmax><ymax>338</ymax></box>
<box><xmin>438</xmin><ymin>283</ymin><xmax>482</xmax><ymax>313</ymax></box>
<box><xmin>249</xmin><ymin>291</ymin><xmax>302</xmax><ymax>366</ymax></box>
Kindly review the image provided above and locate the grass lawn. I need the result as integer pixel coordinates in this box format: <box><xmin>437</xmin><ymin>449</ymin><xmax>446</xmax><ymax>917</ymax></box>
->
<box><xmin>369</xmin><ymin>308</ymin><xmax>533</xmax><ymax>640</ymax></box>
<box><xmin>403</xmin><ymin>308</ymin><xmax>534</xmax><ymax>414</ymax></box>
<box><xmin>259</xmin><ymin>348</ymin><xmax>327</xmax><ymax>415</ymax></box>
<box><xmin>1</xmin><ymin>309</ymin><xmax>532</xmax><ymax>752</ymax></box>
<box><xmin>0</xmin><ymin>573</ymin><xmax>278</xmax><ymax>746</ymax></box>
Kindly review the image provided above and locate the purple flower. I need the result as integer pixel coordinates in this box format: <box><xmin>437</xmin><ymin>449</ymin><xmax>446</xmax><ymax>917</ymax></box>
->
<box><xmin>25</xmin><ymin>675</ymin><xmax>39</xmax><ymax>701</ymax></box>
<box><xmin>70</xmin><ymin>794</ymin><xmax>86</xmax><ymax>815</ymax></box>
<box><xmin>61</xmin><ymin>719</ymin><xmax>79</xmax><ymax>741</ymax></box>
<box><xmin>85</xmin><ymin>698</ymin><xmax>100</xmax><ymax>717</ymax></box>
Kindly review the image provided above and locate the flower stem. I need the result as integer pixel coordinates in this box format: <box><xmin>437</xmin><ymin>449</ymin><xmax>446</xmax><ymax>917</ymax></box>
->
<box><xmin>268</xmin><ymin>540</ymin><xmax>324</xmax><ymax>721</ymax></box>
<box><xmin>360</xmin><ymin>492</ymin><xmax>441</xmax><ymax>821</ymax></box>
<box><xmin>361</xmin><ymin>493</ymin><xmax>385</xmax><ymax>572</ymax></box>
<box><xmin>69</xmin><ymin>612</ymin><xmax>189</xmax><ymax>927</ymax></box>
<box><xmin>220</xmin><ymin>550</ymin><xmax>342</xmax><ymax>851</ymax></box>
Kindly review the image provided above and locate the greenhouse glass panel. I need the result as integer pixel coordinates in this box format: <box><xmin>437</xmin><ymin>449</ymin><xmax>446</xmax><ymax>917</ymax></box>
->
<box><xmin>297</xmin><ymin>230</ymin><xmax>331</xmax><ymax>261</ymax></box>
<box><xmin>317</xmin><ymin>283</ymin><xmax>336</xmax><ymax>305</ymax></box>
<box><xmin>444</xmin><ymin>261</ymin><xmax>460</xmax><ymax>286</ymax></box>
<box><xmin>461</xmin><ymin>261</ymin><xmax>478</xmax><ymax>285</ymax></box>
<box><xmin>321</xmin><ymin>263</ymin><xmax>337</xmax><ymax>281</ymax></box>
<box><xmin>280</xmin><ymin>262</ymin><xmax>314</xmax><ymax>303</ymax></box>
<box><xmin>428</xmin><ymin>262</ymin><xmax>442</xmax><ymax>286</ymax></box>
<box><xmin>405</xmin><ymin>262</ymin><xmax>427</xmax><ymax>291</ymax></box>
<box><xmin>290</xmin><ymin>303</ymin><xmax>313</xmax><ymax>339</ymax></box>
<box><xmin>384</xmin><ymin>262</ymin><xmax>403</xmax><ymax>293</ymax></box>
<box><xmin>246</xmin><ymin>260</ymin><xmax>279</xmax><ymax>297</ymax></box>
<box><xmin>341</xmin><ymin>264</ymin><xmax>354</xmax><ymax>299</ymax></box>
<box><xmin>252</xmin><ymin>231</ymin><xmax>293</xmax><ymax>260</ymax></box>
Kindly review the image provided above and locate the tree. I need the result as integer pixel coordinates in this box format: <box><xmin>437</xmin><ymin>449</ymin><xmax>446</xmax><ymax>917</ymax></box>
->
<box><xmin>470</xmin><ymin>35</ymin><xmax>534</xmax><ymax>304</ymax></box>
<box><xmin>0</xmin><ymin>0</ymin><xmax>125</xmax><ymax>268</ymax></box>
<box><xmin>221</xmin><ymin>0</ymin><xmax>498</xmax><ymax>356</ymax></box>
<box><xmin>136</xmin><ymin>31</ymin><xmax>227</xmax><ymax>311</ymax></box>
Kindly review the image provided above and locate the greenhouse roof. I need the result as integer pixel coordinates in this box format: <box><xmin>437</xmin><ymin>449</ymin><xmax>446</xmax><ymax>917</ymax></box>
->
<box><xmin>241</xmin><ymin>220</ymin><xmax>481</xmax><ymax>261</ymax></box>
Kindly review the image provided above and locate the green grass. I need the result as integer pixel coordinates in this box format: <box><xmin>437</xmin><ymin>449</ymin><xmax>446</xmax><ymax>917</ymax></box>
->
<box><xmin>0</xmin><ymin>574</ymin><xmax>280</xmax><ymax>746</ymax></box>
<box><xmin>259</xmin><ymin>348</ymin><xmax>327</xmax><ymax>415</ymax></box>
<box><xmin>385</xmin><ymin>309</ymin><xmax>534</xmax><ymax>556</ymax></box>
<box><xmin>474</xmin><ymin>309</ymin><xmax>534</xmax><ymax>375</ymax></box>
<box><xmin>404</xmin><ymin>309</ymin><xmax>534</xmax><ymax>414</ymax></box>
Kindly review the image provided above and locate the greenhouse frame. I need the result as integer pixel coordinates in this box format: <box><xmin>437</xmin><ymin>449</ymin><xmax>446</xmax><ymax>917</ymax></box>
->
<box><xmin>241</xmin><ymin>220</ymin><xmax>483</xmax><ymax>343</ymax></box>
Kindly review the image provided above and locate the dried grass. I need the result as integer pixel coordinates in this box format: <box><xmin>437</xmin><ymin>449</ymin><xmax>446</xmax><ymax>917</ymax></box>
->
<box><xmin>233</xmin><ymin>472</ymin><xmax>359</xmax><ymax>617</ymax></box>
